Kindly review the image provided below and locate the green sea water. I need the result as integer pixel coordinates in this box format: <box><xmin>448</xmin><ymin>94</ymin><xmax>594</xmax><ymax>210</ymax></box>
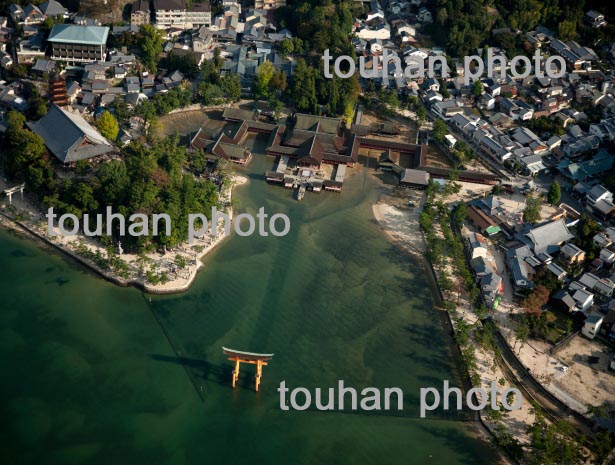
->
<box><xmin>0</xmin><ymin>135</ymin><xmax>498</xmax><ymax>465</ymax></box>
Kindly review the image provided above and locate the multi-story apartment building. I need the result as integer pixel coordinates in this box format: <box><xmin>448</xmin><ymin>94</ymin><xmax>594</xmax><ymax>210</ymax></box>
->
<box><xmin>48</xmin><ymin>24</ymin><xmax>109</xmax><ymax>63</ymax></box>
<box><xmin>154</xmin><ymin>0</ymin><xmax>184</xmax><ymax>27</ymax></box>
<box><xmin>254</xmin><ymin>0</ymin><xmax>286</xmax><ymax>9</ymax></box>
<box><xmin>154</xmin><ymin>0</ymin><xmax>211</xmax><ymax>29</ymax></box>
<box><xmin>184</xmin><ymin>2</ymin><xmax>211</xmax><ymax>27</ymax></box>
<box><xmin>131</xmin><ymin>0</ymin><xmax>150</xmax><ymax>26</ymax></box>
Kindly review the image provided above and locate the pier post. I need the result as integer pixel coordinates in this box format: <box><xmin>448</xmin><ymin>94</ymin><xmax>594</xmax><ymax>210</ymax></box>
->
<box><xmin>255</xmin><ymin>360</ymin><xmax>263</xmax><ymax>392</ymax></box>
<box><xmin>232</xmin><ymin>359</ymin><xmax>240</xmax><ymax>388</ymax></box>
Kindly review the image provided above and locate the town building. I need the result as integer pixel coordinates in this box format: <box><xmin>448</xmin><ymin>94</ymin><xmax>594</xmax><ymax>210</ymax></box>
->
<box><xmin>27</xmin><ymin>105</ymin><xmax>114</xmax><ymax>164</ymax></box>
<box><xmin>466</xmin><ymin>232</ymin><xmax>490</xmax><ymax>259</ymax></box>
<box><xmin>585</xmin><ymin>10</ymin><xmax>606</xmax><ymax>29</ymax></box>
<box><xmin>39</xmin><ymin>0</ymin><xmax>69</xmax><ymax>19</ymax></box>
<box><xmin>525</xmin><ymin>219</ymin><xmax>574</xmax><ymax>254</ymax></box>
<box><xmin>154</xmin><ymin>0</ymin><xmax>211</xmax><ymax>29</ymax></box>
<box><xmin>9</xmin><ymin>4</ymin><xmax>46</xmax><ymax>25</ymax></box>
<box><xmin>254</xmin><ymin>0</ymin><xmax>286</xmax><ymax>9</ymax></box>
<box><xmin>48</xmin><ymin>24</ymin><xmax>110</xmax><ymax>63</ymax></box>
<box><xmin>582</xmin><ymin>314</ymin><xmax>603</xmax><ymax>339</ymax></box>
<box><xmin>560</xmin><ymin>242</ymin><xmax>585</xmax><ymax>266</ymax></box>
<box><xmin>547</xmin><ymin>262</ymin><xmax>567</xmax><ymax>281</ymax></box>
<box><xmin>573</xmin><ymin>288</ymin><xmax>594</xmax><ymax>312</ymax></box>
<box><xmin>184</xmin><ymin>3</ymin><xmax>211</xmax><ymax>27</ymax></box>
<box><xmin>131</xmin><ymin>0</ymin><xmax>151</xmax><ymax>26</ymax></box>
<box><xmin>550</xmin><ymin>289</ymin><xmax>576</xmax><ymax>313</ymax></box>
<box><xmin>399</xmin><ymin>169</ymin><xmax>429</xmax><ymax>189</ymax></box>
<box><xmin>506</xmin><ymin>245</ymin><xmax>535</xmax><ymax>294</ymax></box>
<box><xmin>467</xmin><ymin>205</ymin><xmax>499</xmax><ymax>235</ymax></box>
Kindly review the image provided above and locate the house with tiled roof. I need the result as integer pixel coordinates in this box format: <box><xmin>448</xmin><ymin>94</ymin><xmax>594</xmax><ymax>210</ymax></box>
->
<box><xmin>39</xmin><ymin>0</ymin><xmax>69</xmax><ymax>18</ymax></box>
<box><xmin>506</xmin><ymin>245</ymin><xmax>536</xmax><ymax>294</ymax></box>
<box><xmin>9</xmin><ymin>4</ymin><xmax>46</xmax><ymax>24</ymax></box>
<box><xmin>27</xmin><ymin>105</ymin><xmax>113</xmax><ymax>163</ymax></box>
<box><xmin>525</xmin><ymin>219</ymin><xmax>574</xmax><ymax>254</ymax></box>
<box><xmin>557</xmin><ymin>150</ymin><xmax>615</xmax><ymax>182</ymax></box>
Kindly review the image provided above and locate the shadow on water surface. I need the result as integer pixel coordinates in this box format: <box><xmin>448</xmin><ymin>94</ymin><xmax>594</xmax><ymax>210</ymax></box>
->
<box><xmin>419</xmin><ymin>423</ymin><xmax>500</xmax><ymax>465</ymax></box>
<box><xmin>246</xmin><ymin>172</ymin><xmax>266</xmax><ymax>182</ymax></box>
<box><xmin>149</xmin><ymin>353</ymin><xmax>231</xmax><ymax>388</ymax></box>
<box><xmin>11</xmin><ymin>249</ymin><xmax>29</xmax><ymax>258</ymax></box>
<box><xmin>381</xmin><ymin>245</ymin><xmax>416</xmax><ymax>268</ymax></box>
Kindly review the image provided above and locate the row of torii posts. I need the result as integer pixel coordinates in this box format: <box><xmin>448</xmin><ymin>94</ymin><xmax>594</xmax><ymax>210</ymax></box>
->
<box><xmin>3</xmin><ymin>183</ymin><xmax>25</xmax><ymax>205</ymax></box>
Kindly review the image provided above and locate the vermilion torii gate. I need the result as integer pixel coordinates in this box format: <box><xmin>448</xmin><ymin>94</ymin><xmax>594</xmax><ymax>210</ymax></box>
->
<box><xmin>222</xmin><ymin>347</ymin><xmax>274</xmax><ymax>392</ymax></box>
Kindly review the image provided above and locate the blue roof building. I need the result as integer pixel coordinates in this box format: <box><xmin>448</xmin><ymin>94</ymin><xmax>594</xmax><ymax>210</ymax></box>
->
<box><xmin>48</xmin><ymin>24</ymin><xmax>109</xmax><ymax>63</ymax></box>
<box><xmin>557</xmin><ymin>149</ymin><xmax>615</xmax><ymax>182</ymax></box>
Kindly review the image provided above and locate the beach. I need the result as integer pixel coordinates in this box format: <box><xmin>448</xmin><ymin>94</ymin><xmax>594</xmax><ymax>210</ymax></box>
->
<box><xmin>372</xmin><ymin>198</ymin><xmax>426</xmax><ymax>260</ymax></box>
<box><xmin>371</xmin><ymin>185</ymin><xmax>523</xmax><ymax>465</ymax></box>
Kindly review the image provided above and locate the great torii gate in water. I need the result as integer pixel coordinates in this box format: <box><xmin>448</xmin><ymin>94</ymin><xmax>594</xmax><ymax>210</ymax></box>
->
<box><xmin>222</xmin><ymin>347</ymin><xmax>274</xmax><ymax>392</ymax></box>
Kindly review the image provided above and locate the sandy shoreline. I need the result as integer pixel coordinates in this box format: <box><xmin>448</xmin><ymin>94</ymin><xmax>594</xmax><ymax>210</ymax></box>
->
<box><xmin>0</xmin><ymin>175</ymin><xmax>248</xmax><ymax>294</ymax></box>
<box><xmin>371</xmin><ymin>190</ymin><xmax>516</xmax><ymax>465</ymax></box>
<box><xmin>372</xmin><ymin>202</ymin><xmax>426</xmax><ymax>259</ymax></box>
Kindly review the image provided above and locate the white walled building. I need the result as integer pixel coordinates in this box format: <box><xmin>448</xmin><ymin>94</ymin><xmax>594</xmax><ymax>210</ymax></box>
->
<box><xmin>154</xmin><ymin>0</ymin><xmax>211</xmax><ymax>29</ymax></box>
<box><xmin>254</xmin><ymin>0</ymin><xmax>286</xmax><ymax>9</ymax></box>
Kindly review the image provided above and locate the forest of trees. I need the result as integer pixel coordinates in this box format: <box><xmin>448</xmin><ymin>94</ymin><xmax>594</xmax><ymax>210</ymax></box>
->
<box><xmin>272</xmin><ymin>0</ymin><xmax>363</xmax><ymax>119</ymax></box>
<box><xmin>274</xmin><ymin>0</ymin><xmax>361</xmax><ymax>55</ymax></box>
<box><xmin>42</xmin><ymin>134</ymin><xmax>221</xmax><ymax>252</ymax></box>
<box><xmin>1</xmin><ymin>110</ymin><xmax>221</xmax><ymax>253</ymax></box>
<box><xmin>430</xmin><ymin>0</ymin><xmax>615</xmax><ymax>58</ymax></box>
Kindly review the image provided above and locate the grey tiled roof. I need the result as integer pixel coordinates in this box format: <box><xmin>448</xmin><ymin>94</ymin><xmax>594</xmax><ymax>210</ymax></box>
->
<box><xmin>27</xmin><ymin>105</ymin><xmax>112</xmax><ymax>163</ymax></box>
<box><xmin>399</xmin><ymin>169</ymin><xmax>429</xmax><ymax>185</ymax></box>
<box><xmin>39</xmin><ymin>0</ymin><xmax>68</xmax><ymax>16</ymax></box>
<box><xmin>527</xmin><ymin>219</ymin><xmax>574</xmax><ymax>254</ymax></box>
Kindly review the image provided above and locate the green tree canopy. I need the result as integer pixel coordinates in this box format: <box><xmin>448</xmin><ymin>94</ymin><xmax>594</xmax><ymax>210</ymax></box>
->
<box><xmin>472</xmin><ymin>80</ymin><xmax>483</xmax><ymax>97</ymax></box>
<box><xmin>547</xmin><ymin>181</ymin><xmax>561</xmax><ymax>205</ymax></box>
<box><xmin>452</xmin><ymin>201</ymin><xmax>467</xmax><ymax>228</ymax></box>
<box><xmin>523</xmin><ymin>193</ymin><xmax>541</xmax><ymax>224</ymax></box>
<box><xmin>138</xmin><ymin>24</ymin><xmax>164</xmax><ymax>72</ymax></box>
<box><xmin>221</xmin><ymin>74</ymin><xmax>242</xmax><ymax>101</ymax></box>
<box><xmin>278</xmin><ymin>38</ymin><xmax>294</xmax><ymax>56</ymax></box>
<box><xmin>527</xmin><ymin>409</ymin><xmax>584</xmax><ymax>465</ymax></box>
<box><xmin>97</xmin><ymin>111</ymin><xmax>119</xmax><ymax>142</ymax></box>
<box><xmin>2</xmin><ymin>110</ymin><xmax>53</xmax><ymax>194</ymax></box>
<box><xmin>433</xmin><ymin>118</ymin><xmax>448</xmax><ymax>143</ymax></box>
<box><xmin>254</xmin><ymin>61</ymin><xmax>275</xmax><ymax>99</ymax></box>
<box><xmin>415</xmin><ymin>104</ymin><xmax>426</xmax><ymax>124</ymax></box>
<box><xmin>291</xmin><ymin>58</ymin><xmax>317</xmax><ymax>113</ymax></box>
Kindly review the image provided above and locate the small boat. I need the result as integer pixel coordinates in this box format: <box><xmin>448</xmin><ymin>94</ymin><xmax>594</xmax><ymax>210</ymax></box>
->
<box><xmin>297</xmin><ymin>184</ymin><xmax>306</xmax><ymax>201</ymax></box>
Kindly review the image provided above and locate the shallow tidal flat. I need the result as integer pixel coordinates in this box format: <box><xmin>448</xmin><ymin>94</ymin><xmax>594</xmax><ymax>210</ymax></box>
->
<box><xmin>0</xmin><ymin>137</ymin><xmax>497</xmax><ymax>464</ymax></box>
